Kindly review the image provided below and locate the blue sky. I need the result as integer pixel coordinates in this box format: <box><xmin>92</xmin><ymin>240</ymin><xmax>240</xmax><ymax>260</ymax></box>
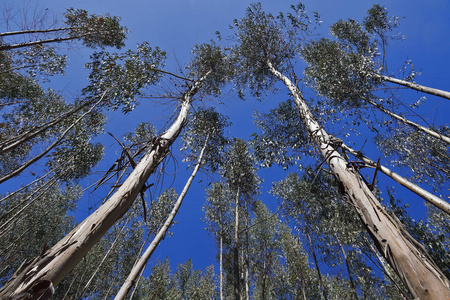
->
<box><xmin>2</xmin><ymin>0</ymin><xmax>449</xmax><ymax>277</ymax></box>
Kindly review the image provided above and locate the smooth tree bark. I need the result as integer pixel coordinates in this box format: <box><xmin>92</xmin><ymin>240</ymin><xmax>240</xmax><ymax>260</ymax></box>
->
<box><xmin>234</xmin><ymin>187</ymin><xmax>242</xmax><ymax>300</ymax></box>
<box><xmin>373</xmin><ymin>73</ymin><xmax>450</xmax><ymax>101</ymax></box>
<box><xmin>0</xmin><ymin>27</ymin><xmax>74</xmax><ymax>37</ymax></box>
<box><xmin>340</xmin><ymin>142</ymin><xmax>450</xmax><ymax>215</ymax></box>
<box><xmin>0</xmin><ymin>73</ymin><xmax>208</xmax><ymax>300</ymax></box>
<box><xmin>364</xmin><ymin>97</ymin><xmax>450</xmax><ymax>145</ymax></box>
<box><xmin>114</xmin><ymin>135</ymin><xmax>209</xmax><ymax>300</ymax></box>
<box><xmin>0</xmin><ymin>35</ymin><xmax>89</xmax><ymax>51</ymax></box>
<box><xmin>266</xmin><ymin>60</ymin><xmax>450</xmax><ymax>299</ymax></box>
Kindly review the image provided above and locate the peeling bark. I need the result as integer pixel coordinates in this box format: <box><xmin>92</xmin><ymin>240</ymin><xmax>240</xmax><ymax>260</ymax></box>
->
<box><xmin>0</xmin><ymin>74</ymin><xmax>208</xmax><ymax>300</ymax></box>
<box><xmin>267</xmin><ymin>61</ymin><xmax>450</xmax><ymax>299</ymax></box>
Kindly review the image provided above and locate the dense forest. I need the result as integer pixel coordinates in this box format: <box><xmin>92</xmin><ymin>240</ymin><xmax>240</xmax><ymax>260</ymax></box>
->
<box><xmin>0</xmin><ymin>1</ymin><xmax>449</xmax><ymax>299</ymax></box>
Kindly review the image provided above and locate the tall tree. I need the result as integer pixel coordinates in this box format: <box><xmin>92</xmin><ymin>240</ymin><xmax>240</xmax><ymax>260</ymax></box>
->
<box><xmin>0</xmin><ymin>41</ymin><xmax>228</xmax><ymax>299</ymax></box>
<box><xmin>115</xmin><ymin>107</ymin><xmax>229</xmax><ymax>299</ymax></box>
<box><xmin>231</xmin><ymin>3</ymin><xmax>450</xmax><ymax>298</ymax></box>
<box><xmin>223</xmin><ymin>139</ymin><xmax>260</xmax><ymax>300</ymax></box>
<box><xmin>0</xmin><ymin>8</ymin><xmax>126</xmax><ymax>51</ymax></box>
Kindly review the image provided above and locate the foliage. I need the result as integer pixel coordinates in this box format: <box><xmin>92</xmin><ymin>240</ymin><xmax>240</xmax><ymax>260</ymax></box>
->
<box><xmin>231</xmin><ymin>2</ymin><xmax>320</xmax><ymax>98</ymax></box>
<box><xmin>138</xmin><ymin>259</ymin><xmax>217</xmax><ymax>299</ymax></box>
<box><xmin>148</xmin><ymin>188</ymin><xmax>178</xmax><ymax>235</ymax></box>
<box><xmin>10</xmin><ymin>45</ymin><xmax>67</xmax><ymax>79</ymax></box>
<box><xmin>376</xmin><ymin>126</ymin><xmax>450</xmax><ymax>192</ymax></box>
<box><xmin>182</xmin><ymin>107</ymin><xmax>230</xmax><ymax>173</ymax></box>
<box><xmin>84</xmin><ymin>42</ymin><xmax>166</xmax><ymax>113</ymax></box>
<box><xmin>251</xmin><ymin>98</ymin><xmax>309</xmax><ymax>169</ymax></box>
<box><xmin>203</xmin><ymin>182</ymin><xmax>234</xmax><ymax>247</ymax></box>
<box><xmin>221</xmin><ymin>139</ymin><xmax>260</xmax><ymax>200</ymax></box>
<box><xmin>64</xmin><ymin>8</ymin><xmax>127</xmax><ymax>49</ymax></box>
<box><xmin>187</xmin><ymin>42</ymin><xmax>232</xmax><ymax>95</ymax></box>
<box><xmin>0</xmin><ymin>182</ymin><xmax>79</xmax><ymax>286</ymax></box>
<box><xmin>301</xmin><ymin>37</ymin><xmax>378</xmax><ymax>109</ymax></box>
<box><xmin>272</xmin><ymin>169</ymin><xmax>404</xmax><ymax>299</ymax></box>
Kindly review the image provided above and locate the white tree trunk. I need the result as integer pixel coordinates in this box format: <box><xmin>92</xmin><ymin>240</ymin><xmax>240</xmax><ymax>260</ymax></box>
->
<box><xmin>114</xmin><ymin>135</ymin><xmax>209</xmax><ymax>300</ymax></box>
<box><xmin>220</xmin><ymin>235</ymin><xmax>224</xmax><ymax>300</ymax></box>
<box><xmin>341</xmin><ymin>142</ymin><xmax>450</xmax><ymax>215</ymax></box>
<box><xmin>374</xmin><ymin>73</ymin><xmax>450</xmax><ymax>101</ymax></box>
<box><xmin>234</xmin><ymin>188</ymin><xmax>241</xmax><ymax>300</ymax></box>
<box><xmin>0</xmin><ymin>75</ymin><xmax>208</xmax><ymax>300</ymax></box>
<box><xmin>365</xmin><ymin>97</ymin><xmax>450</xmax><ymax>145</ymax></box>
<box><xmin>267</xmin><ymin>61</ymin><xmax>450</xmax><ymax>299</ymax></box>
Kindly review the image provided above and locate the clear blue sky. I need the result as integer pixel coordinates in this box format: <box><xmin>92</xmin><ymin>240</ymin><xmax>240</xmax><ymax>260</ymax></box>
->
<box><xmin>2</xmin><ymin>0</ymin><xmax>449</xmax><ymax>275</ymax></box>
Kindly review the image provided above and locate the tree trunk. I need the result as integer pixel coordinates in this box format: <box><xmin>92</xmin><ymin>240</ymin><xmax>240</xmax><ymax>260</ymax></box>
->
<box><xmin>364</xmin><ymin>97</ymin><xmax>450</xmax><ymax>145</ymax></box>
<box><xmin>306</xmin><ymin>229</ymin><xmax>328</xmax><ymax>300</ymax></box>
<box><xmin>341</xmin><ymin>142</ymin><xmax>450</xmax><ymax>215</ymax></box>
<box><xmin>81</xmin><ymin>218</ymin><xmax>130</xmax><ymax>298</ymax></box>
<box><xmin>267</xmin><ymin>61</ymin><xmax>450</xmax><ymax>299</ymax></box>
<box><xmin>114</xmin><ymin>135</ymin><xmax>209</xmax><ymax>300</ymax></box>
<box><xmin>220</xmin><ymin>235</ymin><xmax>224</xmax><ymax>300</ymax></box>
<box><xmin>0</xmin><ymin>35</ymin><xmax>87</xmax><ymax>51</ymax></box>
<box><xmin>374</xmin><ymin>73</ymin><xmax>450</xmax><ymax>101</ymax></box>
<box><xmin>0</xmin><ymin>75</ymin><xmax>207</xmax><ymax>300</ymax></box>
<box><xmin>234</xmin><ymin>188</ymin><xmax>241</xmax><ymax>300</ymax></box>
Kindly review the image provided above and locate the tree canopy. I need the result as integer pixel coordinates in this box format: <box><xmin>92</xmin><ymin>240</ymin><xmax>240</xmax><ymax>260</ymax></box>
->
<box><xmin>0</xmin><ymin>2</ymin><xmax>449</xmax><ymax>299</ymax></box>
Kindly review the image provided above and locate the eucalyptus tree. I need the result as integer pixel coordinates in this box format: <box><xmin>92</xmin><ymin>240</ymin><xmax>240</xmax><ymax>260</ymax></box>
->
<box><xmin>115</xmin><ymin>108</ymin><xmax>229</xmax><ymax>299</ymax></box>
<box><xmin>0</xmin><ymin>8</ymin><xmax>126</xmax><ymax>51</ymax></box>
<box><xmin>304</xmin><ymin>4</ymin><xmax>450</xmax><ymax>102</ymax></box>
<box><xmin>273</xmin><ymin>169</ymin><xmax>409</xmax><ymax>299</ymax></box>
<box><xmin>277</xmin><ymin>223</ymin><xmax>322</xmax><ymax>299</ymax></box>
<box><xmin>137</xmin><ymin>259</ymin><xmax>217</xmax><ymax>300</ymax></box>
<box><xmin>0</xmin><ymin>42</ymin><xmax>229</xmax><ymax>299</ymax></box>
<box><xmin>221</xmin><ymin>138</ymin><xmax>260</xmax><ymax>300</ymax></box>
<box><xmin>136</xmin><ymin>258</ymin><xmax>179</xmax><ymax>299</ymax></box>
<box><xmin>203</xmin><ymin>182</ymin><xmax>234</xmax><ymax>300</ymax></box>
<box><xmin>247</xmin><ymin>201</ymin><xmax>283</xmax><ymax>299</ymax></box>
<box><xmin>301</xmin><ymin>23</ymin><xmax>450</xmax><ymax>145</ymax></box>
<box><xmin>231</xmin><ymin>3</ymin><xmax>450</xmax><ymax>298</ymax></box>
<box><xmin>252</xmin><ymin>99</ymin><xmax>449</xmax><ymax>214</ymax></box>
<box><xmin>204</xmin><ymin>138</ymin><xmax>260</xmax><ymax>300</ymax></box>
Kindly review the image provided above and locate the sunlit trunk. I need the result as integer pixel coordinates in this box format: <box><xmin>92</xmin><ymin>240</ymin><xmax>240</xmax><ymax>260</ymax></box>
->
<box><xmin>341</xmin><ymin>142</ymin><xmax>450</xmax><ymax>215</ymax></box>
<box><xmin>267</xmin><ymin>61</ymin><xmax>450</xmax><ymax>299</ymax></box>
<box><xmin>0</xmin><ymin>73</ymin><xmax>209</xmax><ymax>300</ymax></box>
<box><xmin>373</xmin><ymin>73</ymin><xmax>450</xmax><ymax>101</ymax></box>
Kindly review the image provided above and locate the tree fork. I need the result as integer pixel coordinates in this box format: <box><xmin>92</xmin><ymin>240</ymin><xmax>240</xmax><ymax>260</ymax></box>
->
<box><xmin>267</xmin><ymin>61</ymin><xmax>450</xmax><ymax>299</ymax></box>
<box><xmin>0</xmin><ymin>73</ymin><xmax>208</xmax><ymax>300</ymax></box>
